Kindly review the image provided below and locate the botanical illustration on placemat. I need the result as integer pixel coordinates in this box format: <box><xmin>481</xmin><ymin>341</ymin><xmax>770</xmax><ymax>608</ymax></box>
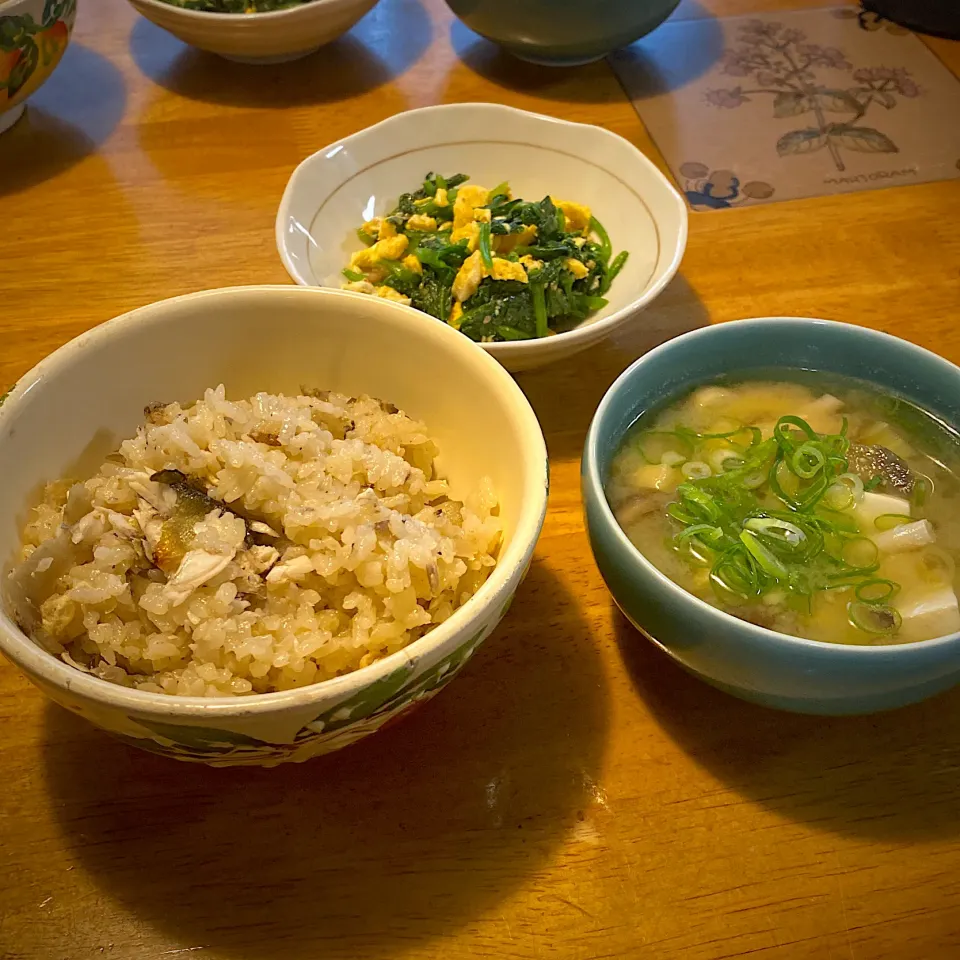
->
<box><xmin>611</xmin><ymin>6</ymin><xmax>960</xmax><ymax>209</ymax></box>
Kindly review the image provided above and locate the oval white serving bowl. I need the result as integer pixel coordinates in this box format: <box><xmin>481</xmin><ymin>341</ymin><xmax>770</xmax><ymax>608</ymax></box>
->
<box><xmin>277</xmin><ymin>103</ymin><xmax>688</xmax><ymax>372</ymax></box>
<box><xmin>0</xmin><ymin>286</ymin><xmax>548</xmax><ymax>765</ymax></box>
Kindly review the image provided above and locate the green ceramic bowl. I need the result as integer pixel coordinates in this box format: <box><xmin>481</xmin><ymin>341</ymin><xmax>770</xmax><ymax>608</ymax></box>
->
<box><xmin>446</xmin><ymin>0</ymin><xmax>680</xmax><ymax>66</ymax></box>
<box><xmin>582</xmin><ymin>317</ymin><xmax>960</xmax><ymax>715</ymax></box>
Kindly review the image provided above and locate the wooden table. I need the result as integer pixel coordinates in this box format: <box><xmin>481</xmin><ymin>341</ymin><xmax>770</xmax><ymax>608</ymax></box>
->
<box><xmin>3</xmin><ymin>1</ymin><xmax>960</xmax><ymax>958</ymax></box>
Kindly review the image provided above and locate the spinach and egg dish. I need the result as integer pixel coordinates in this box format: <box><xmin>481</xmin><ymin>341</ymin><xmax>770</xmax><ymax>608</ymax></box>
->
<box><xmin>159</xmin><ymin>0</ymin><xmax>310</xmax><ymax>11</ymax></box>
<box><xmin>606</xmin><ymin>376</ymin><xmax>960</xmax><ymax>645</ymax></box>
<box><xmin>341</xmin><ymin>173</ymin><xmax>629</xmax><ymax>342</ymax></box>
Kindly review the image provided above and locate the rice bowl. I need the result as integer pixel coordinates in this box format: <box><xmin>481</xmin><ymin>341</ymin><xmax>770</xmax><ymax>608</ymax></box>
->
<box><xmin>0</xmin><ymin>286</ymin><xmax>548</xmax><ymax>765</ymax></box>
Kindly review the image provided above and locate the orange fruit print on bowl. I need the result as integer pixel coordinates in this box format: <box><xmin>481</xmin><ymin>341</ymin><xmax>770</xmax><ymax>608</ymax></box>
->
<box><xmin>0</xmin><ymin>0</ymin><xmax>76</xmax><ymax>133</ymax></box>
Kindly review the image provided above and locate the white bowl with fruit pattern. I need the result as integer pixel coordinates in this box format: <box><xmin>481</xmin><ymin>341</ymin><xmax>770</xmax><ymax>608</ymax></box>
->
<box><xmin>0</xmin><ymin>286</ymin><xmax>548</xmax><ymax>766</ymax></box>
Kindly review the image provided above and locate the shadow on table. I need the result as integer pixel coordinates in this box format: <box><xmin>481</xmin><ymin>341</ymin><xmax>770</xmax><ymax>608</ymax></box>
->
<box><xmin>607</xmin><ymin>2</ymin><xmax>726</xmax><ymax>102</ymax></box>
<box><xmin>0</xmin><ymin>43</ymin><xmax>126</xmax><ymax>198</ymax></box>
<box><xmin>449</xmin><ymin>19</ymin><xmax>623</xmax><ymax>105</ymax></box>
<box><xmin>613</xmin><ymin>607</ymin><xmax>960</xmax><ymax>842</ymax></box>
<box><xmin>43</xmin><ymin>560</ymin><xmax>609</xmax><ymax>960</ymax></box>
<box><xmin>516</xmin><ymin>274</ymin><xmax>709</xmax><ymax>462</ymax></box>
<box><xmin>449</xmin><ymin>1</ymin><xmax>724</xmax><ymax>104</ymax></box>
<box><xmin>129</xmin><ymin>0</ymin><xmax>432</xmax><ymax>108</ymax></box>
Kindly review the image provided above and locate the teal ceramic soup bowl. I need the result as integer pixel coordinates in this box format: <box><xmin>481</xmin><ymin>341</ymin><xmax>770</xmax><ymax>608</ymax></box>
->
<box><xmin>582</xmin><ymin>317</ymin><xmax>960</xmax><ymax>716</ymax></box>
<box><xmin>446</xmin><ymin>0</ymin><xmax>680</xmax><ymax>66</ymax></box>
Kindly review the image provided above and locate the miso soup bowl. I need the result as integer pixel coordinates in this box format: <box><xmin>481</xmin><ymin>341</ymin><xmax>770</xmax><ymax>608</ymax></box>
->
<box><xmin>0</xmin><ymin>286</ymin><xmax>548</xmax><ymax>765</ymax></box>
<box><xmin>582</xmin><ymin>317</ymin><xmax>960</xmax><ymax>716</ymax></box>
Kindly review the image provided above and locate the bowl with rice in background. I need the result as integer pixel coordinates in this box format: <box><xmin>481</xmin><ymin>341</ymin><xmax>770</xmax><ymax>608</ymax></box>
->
<box><xmin>0</xmin><ymin>285</ymin><xmax>548</xmax><ymax>766</ymax></box>
<box><xmin>123</xmin><ymin>0</ymin><xmax>379</xmax><ymax>64</ymax></box>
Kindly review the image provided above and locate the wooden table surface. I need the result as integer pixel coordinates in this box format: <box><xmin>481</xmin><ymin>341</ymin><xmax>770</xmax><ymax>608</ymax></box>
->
<box><xmin>3</xmin><ymin>1</ymin><xmax>960</xmax><ymax>958</ymax></box>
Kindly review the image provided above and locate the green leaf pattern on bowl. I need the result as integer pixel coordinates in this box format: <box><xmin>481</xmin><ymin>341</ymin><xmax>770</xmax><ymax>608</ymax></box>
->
<box><xmin>102</xmin><ymin>614</ymin><xmax>503</xmax><ymax>766</ymax></box>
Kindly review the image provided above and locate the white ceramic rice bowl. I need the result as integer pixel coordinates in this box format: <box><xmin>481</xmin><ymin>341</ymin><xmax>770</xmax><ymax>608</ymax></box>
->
<box><xmin>277</xmin><ymin>103</ymin><xmax>688</xmax><ymax>372</ymax></box>
<box><xmin>0</xmin><ymin>286</ymin><xmax>548</xmax><ymax>766</ymax></box>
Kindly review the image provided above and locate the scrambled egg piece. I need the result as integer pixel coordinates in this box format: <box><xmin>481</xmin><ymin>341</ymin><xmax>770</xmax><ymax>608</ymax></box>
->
<box><xmin>452</xmin><ymin>250</ymin><xmax>485</xmax><ymax>302</ymax></box>
<box><xmin>552</xmin><ymin>198</ymin><xmax>592</xmax><ymax>235</ymax></box>
<box><xmin>453</xmin><ymin>185</ymin><xmax>490</xmax><ymax>230</ymax></box>
<box><xmin>564</xmin><ymin>258</ymin><xmax>589</xmax><ymax>279</ymax></box>
<box><xmin>438</xmin><ymin>220</ymin><xmax>453</xmax><ymax>232</ymax></box>
<box><xmin>451</xmin><ymin>221</ymin><xmax>480</xmax><ymax>252</ymax></box>
<box><xmin>407</xmin><ymin>214</ymin><xmax>438</xmax><ymax>232</ymax></box>
<box><xmin>375</xmin><ymin>285</ymin><xmax>412</xmax><ymax>306</ymax></box>
<box><xmin>494</xmin><ymin>224</ymin><xmax>537</xmax><ymax>255</ymax></box>
<box><xmin>452</xmin><ymin>251</ymin><xmax>529</xmax><ymax>302</ymax></box>
<box><xmin>490</xmin><ymin>259</ymin><xmax>528</xmax><ymax>283</ymax></box>
<box><xmin>435</xmin><ymin>187</ymin><xmax>450</xmax><ymax>207</ymax></box>
<box><xmin>402</xmin><ymin>255</ymin><xmax>422</xmax><ymax>275</ymax></box>
<box><xmin>349</xmin><ymin>235</ymin><xmax>408</xmax><ymax>272</ymax></box>
<box><xmin>473</xmin><ymin>207</ymin><xmax>492</xmax><ymax>224</ymax></box>
<box><xmin>448</xmin><ymin>300</ymin><xmax>463</xmax><ymax>329</ymax></box>
<box><xmin>343</xmin><ymin>280</ymin><xmax>376</xmax><ymax>294</ymax></box>
<box><xmin>359</xmin><ymin>217</ymin><xmax>398</xmax><ymax>241</ymax></box>
<box><xmin>519</xmin><ymin>254</ymin><xmax>543</xmax><ymax>273</ymax></box>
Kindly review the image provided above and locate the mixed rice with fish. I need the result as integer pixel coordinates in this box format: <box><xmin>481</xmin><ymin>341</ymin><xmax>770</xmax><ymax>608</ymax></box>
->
<box><xmin>6</xmin><ymin>387</ymin><xmax>500</xmax><ymax>697</ymax></box>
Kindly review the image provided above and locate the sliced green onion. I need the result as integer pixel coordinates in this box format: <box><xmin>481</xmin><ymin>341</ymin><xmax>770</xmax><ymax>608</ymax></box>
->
<box><xmin>823</xmin><ymin>482</ymin><xmax>854</xmax><ymax>511</ymax></box>
<box><xmin>676</xmin><ymin>524</ymin><xmax>724</xmax><ymax>545</ymax></box>
<box><xmin>711</xmin><ymin>548</ymin><xmax>760</xmax><ymax>600</ymax></box>
<box><xmin>660</xmin><ymin>451</ymin><xmax>686</xmax><ymax>467</ymax></box>
<box><xmin>709</xmin><ymin>448</ymin><xmax>743</xmax><ymax>473</ymax></box>
<box><xmin>848</xmin><ymin>600</ymin><xmax>901</xmax><ymax>635</ymax></box>
<box><xmin>342</xmin><ymin>268</ymin><xmax>365</xmax><ymax>282</ymax></box>
<box><xmin>791</xmin><ymin>442</ymin><xmax>825</xmax><ymax>479</ymax></box>
<box><xmin>681</xmin><ymin>461</ymin><xmax>712</xmax><ymax>480</ymax></box>
<box><xmin>740</xmin><ymin>530</ymin><xmax>788</xmax><ymax>578</ymax></box>
<box><xmin>855</xmin><ymin>579</ymin><xmax>898</xmax><ymax>604</ymax></box>
<box><xmin>836</xmin><ymin>472</ymin><xmax>865</xmax><ymax>503</ymax></box>
<box><xmin>774</xmin><ymin>415</ymin><xmax>818</xmax><ymax>450</ymax></box>
<box><xmin>743</xmin><ymin>471</ymin><xmax>766</xmax><ymax>490</ymax></box>
<box><xmin>874</xmin><ymin>513</ymin><xmax>911</xmax><ymax>531</ymax></box>
<box><xmin>635</xmin><ymin>430</ymin><xmax>694</xmax><ymax>463</ymax></box>
<box><xmin>677</xmin><ymin>483</ymin><xmax>722</xmax><ymax>523</ymax></box>
<box><xmin>841</xmin><ymin>537</ymin><xmax>879</xmax><ymax>570</ymax></box>
<box><xmin>744</xmin><ymin>517</ymin><xmax>806</xmax><ymax>549</ymax></box>
<box><xmin>768</xmin><ymin>456</ymin><xmax>801</xmax><ymax>510</ymax></box>
<box><xmin>913</xmin><ymin>476</ymin><xmax>931</xmax><ymax>507</ymax></box>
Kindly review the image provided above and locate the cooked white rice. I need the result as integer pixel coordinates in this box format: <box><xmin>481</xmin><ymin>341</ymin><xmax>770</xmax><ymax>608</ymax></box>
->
<box><xmin>8</xmin><ymin>386</ymin><xmax>500</xmax><ymax>697</ymax></box>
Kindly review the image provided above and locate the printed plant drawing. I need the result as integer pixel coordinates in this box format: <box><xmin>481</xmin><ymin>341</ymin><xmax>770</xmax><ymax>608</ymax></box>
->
<box><xmin>705</xmin><ymin>18</ymin><xmax>920</xmax><ymax>172</ymax></box>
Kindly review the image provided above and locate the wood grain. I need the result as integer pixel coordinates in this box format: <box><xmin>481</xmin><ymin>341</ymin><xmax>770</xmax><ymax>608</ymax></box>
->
<box><xmin>2</xmin><ymin>2</ymin><xmax>960</xmax><ymax>958</ymax></box>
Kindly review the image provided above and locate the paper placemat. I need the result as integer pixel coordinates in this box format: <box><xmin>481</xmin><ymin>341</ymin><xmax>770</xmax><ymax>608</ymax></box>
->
<box><xmin>612</xmin><ymin>6</ymin><xmax>960</xmax><ymax>209</ymax></box>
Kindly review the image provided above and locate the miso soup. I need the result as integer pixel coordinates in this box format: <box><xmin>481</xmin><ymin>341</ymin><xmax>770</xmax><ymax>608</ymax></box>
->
<box><xmin>606</xmin><ymin>374</ymin><xmax>960</xmax><ymax>645</ymax></box>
